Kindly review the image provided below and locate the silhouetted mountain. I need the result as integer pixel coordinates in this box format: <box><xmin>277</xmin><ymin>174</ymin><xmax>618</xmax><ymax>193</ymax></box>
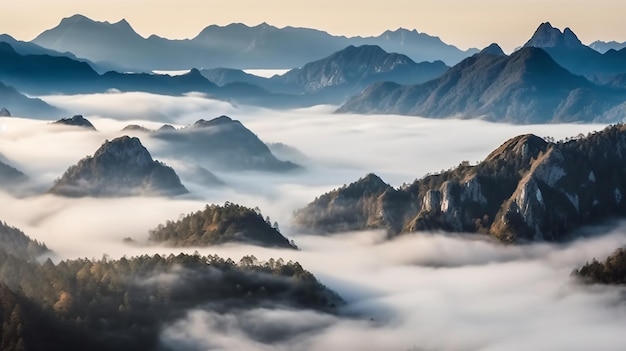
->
<box><xmin>0</xmin><ymin>108</ymin><xmax>9</xmax><ymax>116</ymax></box>
<box><xmin>49</xmin><ymin>136</ymin><xmax>187</xmax><ymax>197</ymax></box>
<box><xmin>31</xmin><ymin>15</ymin><xmax>475</xmax><ymax>71</ymax></box>
<box><xmin>338</xmin><ymin>47</ymin><xmax>626</xmax><ymax>123</ymax></box>
<box><xmin>149</xmin><ymin>203</ymin><xmax>297</xmax><ymax>249</ymax></box>
<box><xmin>153</xmin><ymin>116</ymin><xmax>300</xmax><ymax>172</ymax></box>
<box><xmin>52</xmin><ymin>115</ymin><xmax>96</xmax><ymax>130</ymax></box>
<box><xmin>480</xmin><ymin>43</ymin><xmax>506</xmax><ymax>56</ymax></box>
<box><xmin>0</xmin><ymin>80</ymin><xmax>62</xmax><ymax>118</ymax></box>
<box><xmin>0</xmin><ymin>33</ymin><xmax>110</xmax><ymax>73</ymax></box>
<box><xmin>199</xmin><ymin>67</ymin><xmax>273</xmax><ymax>87</ymax></box>
<box><xmin>590</xmin><ymin>40</ymin><xmax>626</xmax><ymax>54</ymax></box>
<box><xmin>522</xmin><ymin>22</ymin><xmax>626</xmax><ymax>81</ymax></box>
<box><xmin>121</xmin><ymin>124</ymin><xmax>151</xmax><ymax>132</ymax></box>
<box><xmin>295</xmin><ymin>125</ymin><xmax>626</xmax><ymax>243</ymax></box>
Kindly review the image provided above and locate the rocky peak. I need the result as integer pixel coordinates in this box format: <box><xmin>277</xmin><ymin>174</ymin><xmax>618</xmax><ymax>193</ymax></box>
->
<box><xmin>480</xmin><ymin>43</ymin><xmax>506</xmax><ymax>56</ymax></box>
<box><xmin>524</xmin><ymin>22</ymin><xmax>584</xmax><ymax>49</ymax></box>
<box><xmin>484</xmin><ymin>134</ymin><xmax>548</xmax><ymax>164</ymax></box>
<box><xmin>53</xmin><ymin>115</ymin><xmax>96</xmax><ymax>130</ymax></box>
<box><xmin>157</xmin><ymin>124</ymin><xmax>176</xmax><ymax>132</ymax></box>
<box><xmin>92</xmin><ymin>136</ymin><xmax>153</xmax><ymax>168</ymax></box>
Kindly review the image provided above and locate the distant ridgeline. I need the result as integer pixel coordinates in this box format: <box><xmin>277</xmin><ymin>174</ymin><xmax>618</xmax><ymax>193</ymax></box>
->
<box><xmin>295</xmin><ymin>125</ymin><xmax>626</xmax><ymax>243</ymax></box>
<box><xmin>0</xmin><ymin>220</ymin><xmax>342</xmax><ymax>351</ymax></box>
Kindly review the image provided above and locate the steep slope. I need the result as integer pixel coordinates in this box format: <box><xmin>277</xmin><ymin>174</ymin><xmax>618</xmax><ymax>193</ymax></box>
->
<box><xmin>49</xmin><ymin>136</ymin><xmax>187</xmax><ymax>197</ymax></box>
<box><xmin>32</xmin><ymin>14</ymin><xmax>475</xmax><ymax>71</ymax></box>
<box><xmin>522</xmin><ymin>22</ymin><xmax>626</xmax><ymax>81</ymax></box>
<box><xmin>295</xmin><ymin>125</ymin><xmax>626</xmax><ymax>243</ymax></box>
<box><xmin>0</xmin><ymin>221</ymin><xmax>48</xmax><ymax>261</ymax></box>
<box><xmin>148</xmin><ymin>203</ymin><xmax>297</xmax><ymax>249</ymax></box>
<box><xmin>153</xmin><ymin>116</ymin><xmax>300</xmax><ymax>172</ymax></box>
<box><xmin>52</xmin><ymin>115</ymin><xmax>96</xmax><ymax>130</ymax></box>
<box><xmin>0</xmin><ymin>80</ymin><xmax>62</xmax><ymax>118</ymax></box>
<box><xmin>0</xmin><ymin>159</ymin><xmax>27</xmax><ymax>192</ymax></box>
<box><xmin>338</xmin><ymin>47</ymin><xmax>624</xmax><ymax>123</ymax></box>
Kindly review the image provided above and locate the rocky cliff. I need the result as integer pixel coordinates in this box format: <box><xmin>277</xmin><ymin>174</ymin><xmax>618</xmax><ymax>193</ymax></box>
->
<box><xmin>295</xmin><ymin>125</ymin><xmax>626</xmax><ymax>243</ymax></box>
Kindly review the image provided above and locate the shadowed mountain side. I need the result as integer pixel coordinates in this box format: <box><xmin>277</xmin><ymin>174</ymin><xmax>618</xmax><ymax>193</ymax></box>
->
<box><xmin>338</xmin><ymin>47</ymin><xmax>626</xmax><ymax>123</ymax></box>
<box><xmin>49</xmin><ymin>136</ymin><xmax>187</xmax><ymax>197</ymax></box>
<box><xmin>295</xmin><ymin>125</ymin><xmax>626</xmax><ymax>243</ymax></box>
<box><xmin>152</xmin><ymin>116</ymin><xmax>301</xmax><ymax>172</ymax></box>
<box><xmin>31</xmin><ymin>14</ymin><xmax>476</xmax><ymax>71</ymax></box>
<box><xmin>52</xmin><ymin>115</ymin><xmax>96</xmax><ymax>130</ymax></box>
<box><xmin>148</xmin><ymin>203</ymin><xmax>297</xmax><ymax>249</ymax></box>
<box><xmin>0</xmin><ymin>80</ymin><xmax>62</xmax><ymax>118</ymax></box>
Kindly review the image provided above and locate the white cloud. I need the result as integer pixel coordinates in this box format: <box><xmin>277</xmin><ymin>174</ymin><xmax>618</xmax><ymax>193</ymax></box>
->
<box><xmin>1</xmin><ymin>92</ymin><xmax>622</xmax><ymax>350</ymax></box>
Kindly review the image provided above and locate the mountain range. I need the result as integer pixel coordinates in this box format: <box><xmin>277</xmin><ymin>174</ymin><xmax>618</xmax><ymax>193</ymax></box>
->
<box><xmin>590</xmin><ymin>40</ymin><xmax>626</xmax><ymax>54</ymax></box>
<box><xmin>49</xmin><ymin>136</ymin><xmax>187</xmax><ymax>197</ymax></box>
<box><xmin>338</xmin><ymin>45</ymin><xmax>626</xmax><ymax>123</ymax></box>
<box><xmin>294</xmin><ymin>124</ymin><xmax>626</xmax><ymax>243</ymax></box>
<box><xmin>0</xmin><ymin>80</ymin><xmax>62</xmax><ymax>118</ymax></box>
<box><xmin>30</xmin><ymin>14</ymin><xmax>476</xmax><ymax>71</ymax></box>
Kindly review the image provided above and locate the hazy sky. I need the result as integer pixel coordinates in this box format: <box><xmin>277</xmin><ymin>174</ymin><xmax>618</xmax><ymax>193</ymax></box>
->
<box><xmin>2</xmin><ymin>0</ymin><xmax>626</xmax><ymax>52</ymax></box>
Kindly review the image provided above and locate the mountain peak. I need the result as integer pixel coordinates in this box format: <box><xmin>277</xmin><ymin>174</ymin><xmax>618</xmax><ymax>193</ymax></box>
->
<box><xmin>53</xmin><ymin>115</ymin><xmax>96</xmax><ymax>130</ymax></box>
<box><xmin>193</xmin><ymin>116</ymin><xmax>235</xmax><ymax>128</ymax></box>
<box><xmin>480</xmin><ymin>43</ymin><xmax>506</xmax><ymax>56</ymax></box>
<box><xmin>524</xmin><ymin>22</ymin><xmax>584</xmax><ymax>49</ymax></box>
<box><xmin>50</xmin><ymin>136</ymin><xmax>187</xmax><ymax>197</ymax></box>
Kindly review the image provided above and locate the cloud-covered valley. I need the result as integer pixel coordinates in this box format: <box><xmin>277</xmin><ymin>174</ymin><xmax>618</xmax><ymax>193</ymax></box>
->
<box><xmin>1</xmin><ymin>92</ymin><xmax>624</xmax><ymax>350</ymax></box>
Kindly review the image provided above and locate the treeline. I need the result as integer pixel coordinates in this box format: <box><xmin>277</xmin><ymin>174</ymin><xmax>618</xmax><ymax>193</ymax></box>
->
<box><xmin>0</xmin><ymin>221</ymin><xmax>340</xmax><ymax>350</ymax></box>
<box><xmin>573</xmin><ymin>246</ymin><xmax>626</xmax><ymax>285</ymax></box>
<box><xmin>149</xmin><ymin>202</ymin><xmax>297</xmax><ymax>249</ymax></box>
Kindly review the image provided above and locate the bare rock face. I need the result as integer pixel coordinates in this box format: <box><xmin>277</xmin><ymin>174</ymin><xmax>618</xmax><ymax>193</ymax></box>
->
<box><xmin>295</xmin><ymin>125</ymin><xmax>626</xmax><ymax>243</ymax></box>
<box><xmin>49</xmin><ymin>136</ymin><xmax>187</xmax><ymax>197</ymax></box>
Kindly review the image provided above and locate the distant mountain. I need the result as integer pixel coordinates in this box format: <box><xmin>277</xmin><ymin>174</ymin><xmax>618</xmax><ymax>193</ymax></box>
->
<box><xmin>0</xmin><ymin>80</ymin><xmax>62</xmax><ymax>118</ymax></box>
<box><xmin>201</xmin><ymin>45</ymin><xmax>449</xmax><ymax>103</ymax></box>
<box><xmin>0</xmin><ymin>158</ymin><xmax>27</xmax><ymax>191</ymax></box>
<box><xmin>149</xmin><ymin>203</ymin><xmax>297</xmax><ymax>249</ymax></box>
<box><xmin>0</xmin><ymin>33</ymin><xmax>110</xmax><ymax>73</ymax></box>
<box><xmin>590</xmin><ymin>40</ymin><xmax>626</xmax><ymax>54</ymax></box>
<box><xmin>522</xmin><ymin>22</ymin><xmax>626</xmax><ymax>81</ymax></box>
<box><xmin>479</xmin><ymin>43</ymin><xmax>506</xmax><ymax>56</ymax></box>
<box><xmin>153</xmin><ymin>116</ymin><xmax>300</xmax><ymax>172</ymax></box>
<box><xmin>295</xmin><ymin>125</ymin><xmax>626</xmax><ymax>243</ymax></box>
<box><xmin>31</xmin><ymin>14</ymin><xmax>475</xmax><ymax>71</ymax></box>
<box><xmin>0</xmin><ymin>108</ymin><xmax>9</xmax><ymax>116</ymax></box>
<box><xmin>52</xmin><ymin>115</ymin><xmax>96</xmax><ymax>130</ymax></box>
<box><xmin>49</xmin><ymin>136</ymin><xmax>187</xmax><ymax>197</ymax></box>
<box><xmin>338</xmin><ymin>47</ymin><xmax>626</xmax><ymax>123</ymax></box>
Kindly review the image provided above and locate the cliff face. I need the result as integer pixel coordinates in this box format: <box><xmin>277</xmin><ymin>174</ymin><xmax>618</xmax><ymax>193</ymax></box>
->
<box><xmin>294</xmin><ymin>125</ymin><xmax>626</xmax><ymax>243</ymax></box>
<box><xmin>49</xmin><ymin>136</ymin><xmax>187</xmax><ymax>197</ymax></box>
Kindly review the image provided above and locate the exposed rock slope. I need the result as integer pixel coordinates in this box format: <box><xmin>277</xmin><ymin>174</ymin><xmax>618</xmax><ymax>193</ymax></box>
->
<box><xmin>295</xmin><ymin>125</ymin><xmax>626</xmax><ymax>243</ymax></box>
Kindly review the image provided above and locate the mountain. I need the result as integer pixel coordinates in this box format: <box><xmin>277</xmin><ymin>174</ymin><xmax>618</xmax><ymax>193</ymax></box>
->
<box><xmin>522</xmin><ymin>22</ymin><xmax>626</xmax><ymax>81</ymax></box>
<box><xmin>52</xmin><ymin>115</ymin><xmax>96</xmax><ymax>130</ymax></box>
<box><xmin>0</xmin><ymin>158</ymin><xmax>27</xmax><ymax>192</ymax></box>
<box><xmin>49</xmin><ymin>136</ymin><xmax>187</xmax><ymax>197</ymax></box>
<box><xmin>0</xmin><ymin>80</ymin><xmax>62</xmax><ymax>118</ymax></box>
<box><xmin>0</xmin><ymin>221</ymin><xmax>48</xmax><ymax>261</ymax></box>
<box><xmin>573</xmin><ymin>246</ymin><xmax>626</xmax><ymax>285</ymax></box>
<box><xmin>149</xmin><ymin>203</ymin><xmax>297</xmax><ymax>249</ymax></box>
<box><xmin>590</xmin><ymin>40</ymin><xmax>626</xmax><ymax>54</ymax></box>
<box><xmin>153</xmin><ymin>116</ymin><xmax>300</xmax><ymax>172</ymax></box>
<box><xmin>201</xmin><ymin>45</ymin><xmax>449</xmax><ymax>103</ymax></box>
<box><xmin>295</xmin><ymin>125</ymin><xmax>626</xmax><ymax>243</ymax></box>
<box><xmin>0</xmin><ymin>229</ymin><xmax>341</xmax><ymax>350</ymax></box>
<box><xmin>479</xmin><ymin>43</ymin><xmax>506</xmax><ymax>56</ymax></box>
<box><xmin>0</xmin><ymin>33</ymin><xmax>111</xmax><ymax>73</ymax></box>
<box><xmin>31</xmin><ymin>15</ymin><xmax>475</xmax><ymax>71</ymax></box>
<box><xmin>338</xmin><ymin>47</ymin><xmax>626</xmax><ymax>123</ymax></box>
<box><xmin>0</xmin><ymin>107</ymin><xmax>9</xmax><ymax>116</ymax></box>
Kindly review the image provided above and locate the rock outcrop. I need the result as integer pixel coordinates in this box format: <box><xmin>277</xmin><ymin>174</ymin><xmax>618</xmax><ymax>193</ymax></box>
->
<box><xmin>295</xmin><ymin>125</ymin><xmax>626</xmax><ymax>243</ymax></box>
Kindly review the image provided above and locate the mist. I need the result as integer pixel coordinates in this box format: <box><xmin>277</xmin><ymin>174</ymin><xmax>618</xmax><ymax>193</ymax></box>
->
<box><xmin>1</xmin><ymin>92</ymin><xmax>623</xmax><ymax>350</ymax></box>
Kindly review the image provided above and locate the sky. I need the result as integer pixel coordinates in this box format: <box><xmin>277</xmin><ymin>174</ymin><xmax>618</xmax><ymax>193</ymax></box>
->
<box><xmin>2</xmin><ymin>0</ymin><xmax>626</xmax><ymax>52</ymax></box>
